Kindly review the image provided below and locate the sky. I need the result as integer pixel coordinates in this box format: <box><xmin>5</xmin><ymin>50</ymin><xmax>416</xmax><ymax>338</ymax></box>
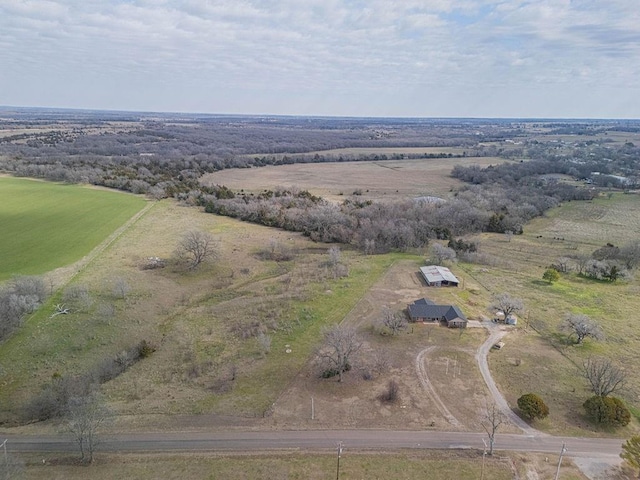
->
<box><xmin>1</xmin><ymin>0</ymin><xmax>640</xmax><ymax>118</ymax></box>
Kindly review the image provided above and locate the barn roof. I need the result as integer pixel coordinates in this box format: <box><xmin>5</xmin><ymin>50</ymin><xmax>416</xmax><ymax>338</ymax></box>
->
<box><xmin>420</xmin><ymin>265</ymin><xmax>459</xmax><ymax>284</ymax></box>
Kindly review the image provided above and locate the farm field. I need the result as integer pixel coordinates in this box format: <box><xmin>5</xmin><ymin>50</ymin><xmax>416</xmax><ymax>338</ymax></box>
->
<box><xmin>0</xmin><ymin>176</ymin><xmax>147</xmax><ymax>281</ymax></box>
<box><xmin>202</xmin><ymin>156</ymin><xmax>508</xmax><ymax>201</ymax></box>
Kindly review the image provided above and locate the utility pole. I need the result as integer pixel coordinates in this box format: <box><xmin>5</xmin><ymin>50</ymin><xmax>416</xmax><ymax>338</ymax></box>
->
<box><xmin>554</xmin><ymin>443</ymin><xmax>567</xmax><ymax>480</ymax></box>
<box><xmin>1</xmin><ymin>439</ymin><xmax>7</xmax><ymax>467</ymax></box>
<box><xmin>336</xmin><ymin>442</ymin><xmax>343</xmax><ymax>480</ymax></box>
<box><xmin>480</xmin><ymin>438</ymin><xmax>487</xmax><ymax>480</ymax></box>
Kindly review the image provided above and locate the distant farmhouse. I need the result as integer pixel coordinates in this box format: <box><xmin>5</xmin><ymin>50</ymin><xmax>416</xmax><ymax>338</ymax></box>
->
<box><xmin>408</xmin><ymin>298</ymin><xmax>467</xmax><ymax>328</ymax></box>
<box><xmin>420</xmin><ymin>265</ymin><xmax>460</xmax><ymax>287</ymax></box>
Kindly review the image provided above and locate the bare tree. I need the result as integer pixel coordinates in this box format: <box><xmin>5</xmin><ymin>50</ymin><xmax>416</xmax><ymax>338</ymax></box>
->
<box><xmin>553</xmin><ymin>257</ymin><xmax>573</xmax><ymax>273</ymax></box>
<box><xmin>561</xmin><ymin>314</ymin><xmax>604</xmax><ymax>344</ymax></box>
<box><xmin>317</xmin><ymin>325</ymin><xmax>362</xmax><ymax>382</ymax></box>
<box><xmin>176</xmin><ymin>230</ymin><xmax>218</xmax><ymax>270</ymax></box>
<box><xmin>490</xmin><ymin>293</ymin><xmax>524</xmax><ymax>320</ymax></box>
<box><xmin>582</xmin><ymin>356</ymin><xmax>626</xmax><ymax>397</ymax></box>
<box><xmin>481</xmin><ymin>402</ymin><xmax>505</xmax><ymax>455</ymax></box>
<box><xmin>257</xmin><ymin>332</ymin><xmax>272</xmax><ymax>357</ymax></box>
<box><xmin>111</xmin><ymin>276</ymin><xmax>131</xmax><ymax>300</ymax></box>
<box><xmin>573</xmin><ymin>254</ymin><xmax>590</xmax><ymax>275</ymax></box>
<box><xmin>65</xmin><ymin>392</ymin><xmax>112</xmax><ymax>464</ymax></box>
<box><xmin>504</xmin><ymin>230</ymin><xmax>513</xmax><ymax>243</ymax></box>
<box><xmin>620</xmin><ymin>240</ymin><xmax>640</xmax><ymax>270</ymax></box>
<box><xmin>430</xmin><ymin>243</ymin><xmax>456</xmax><ymax>264</ymax></box>
<box><xmin>380</xmin><ymin>306</ymin><xmax>408</xmax><ymax>336</ymax></box>
<box><xmin>327</xmin><ymin>246</ymin><xmax>341</xmax><ymax>267</ymax></box>
<box><xmin>63</xmin><ymin>284</ymin><xmax>93</xmax><ymax>313</ymax></box>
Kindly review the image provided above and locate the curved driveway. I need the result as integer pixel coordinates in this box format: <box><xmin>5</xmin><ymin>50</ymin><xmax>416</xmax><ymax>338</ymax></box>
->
<box><xmin>475</xmin><ymin>322</ymin><xmax>540</xmax><ymax>435</ymax></box>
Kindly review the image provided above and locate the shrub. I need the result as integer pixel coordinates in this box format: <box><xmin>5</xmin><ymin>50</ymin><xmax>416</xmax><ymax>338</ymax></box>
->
<box><xmin>542</xmin><ymin>268</ymin><xmax>560</xmax><ymax>284</ymax></box>
<box><xmin>378</xmin><ymin>379</ymin><xmax>400</xmax><ymax>403</ymax></box>
<box><xmin>138</xmin><ymin>340</ymin><xmax>156</xmax><ymax>358</ymax></box>
<box><xmin>583</xmin><ymin>395</ymin><xmax>631</xmax><ymax>427</ymax></box>
<box><xmin>517</xmin><ymin>393</ymin><xmax>549</xmax><ymax>420</ymax></box>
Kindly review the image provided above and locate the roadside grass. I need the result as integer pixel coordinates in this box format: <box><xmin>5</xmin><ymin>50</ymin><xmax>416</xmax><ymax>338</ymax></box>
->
<box><xmin>18</xmin><ymin>451</ymin><xmax>526</xmax><ymax>480</ymax></box>
<box><xmin>0</xmin><ymin>176</ymin><xmax>146</xmax><ymax>280</ymax></box>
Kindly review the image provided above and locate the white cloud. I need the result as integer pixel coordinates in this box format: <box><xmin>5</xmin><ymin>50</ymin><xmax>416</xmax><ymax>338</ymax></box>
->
<box><xmin>0</xmin><ymin>0</ymin><xmax>638</xmax><ymax>117</ymax></box>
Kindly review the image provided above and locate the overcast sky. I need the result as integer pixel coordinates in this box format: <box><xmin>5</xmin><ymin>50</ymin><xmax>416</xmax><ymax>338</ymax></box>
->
<box><xmin>1</xmin><ymin>0</ymin><xmax>639</xmax><ymax>118</ymax></box>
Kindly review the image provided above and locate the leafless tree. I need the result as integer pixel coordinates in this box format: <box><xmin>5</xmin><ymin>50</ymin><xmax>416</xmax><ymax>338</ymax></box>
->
<box><xmin>553</xmin><ymin>257</ymin><xmax>573</xmax><ymax>273</ymax></box>
<box><xmin>325</xmin><ymin>246</ymin><xmax>348</xmax><ymax>278</ymax></box>
<box><xmin>582</xmin><ymin>356</ymin><xmax>626</xmax><ymax>397</ymax></box>
<box><xmin>257</xmin><ymin>332</ymin><xmax>272</xmax><ymax>357</ymax></box>
<box><xmin>430</xmin><ymin>243</ymin><xmax>456</xmax><ymax>264</ymax></box>
<box><xmin>327</xmin><ymin>246</ymin><xmax>341</xmax><ymax>267</ymax></box>
<box><xmin>111</xmin><ymin>276</ymin><xmax>131</xmax><ymax>300</ymax></box>
<box><xmin>573</xmin><ymin>254</ymin><xmax>590</xmax><ymax>275</ymax></box>
<box><xmin>561</xmin><ymin>313</ymin><xmax>604</xmax><ymax>344</ymax></box>
<box><xmin>176</xmin><ymin>230</ymin><xmax>218</xmax><ymax>270</ymax></box>
<box><xmin>381</xmin><ymin>306</ymin><xmax>408</xmax><ymax>336</ymax></box>
<box><xmin>490</xmin><ymin>293</ymin><xmax>524</xmax><ymax>319</ymax></box>
<box><xmin>620</xmin><ymin>240</ymin><xmax>640</xmax><ymax>270</ymax></box>
<box><xmin>481</xmin><ymin>401</ymin><xmax>505</xmax><ymax>455</ymax></box>
<box><xmin>63</xmin><ymin>284</ymin><xmax>93</xmax><ymax>313</ymax></box>
<box><xmin>504</xmin><ymin>230</ymin><xmax>514</xmax><ymax>243</ymax></box>
<box><xmin>65</xmin><ymin>392</ymin><xmax>112</xmax><ymax>464</ymax></box>
<box><xmin>317</xmin><ymin>325</ymin><xmax>362</xmax><ymax>382</ymax></box>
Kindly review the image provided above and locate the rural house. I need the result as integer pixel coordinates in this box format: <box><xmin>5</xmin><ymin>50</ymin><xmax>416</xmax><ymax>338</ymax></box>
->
<box><xmin>407</xmin><ymin>298</ymin><xmax>468</xmax><ymax>328</ymax></box>
<box><xmin>420</xmin><ymin>265</ymin><xmax>460</xmax><ymax>287</ymax></box>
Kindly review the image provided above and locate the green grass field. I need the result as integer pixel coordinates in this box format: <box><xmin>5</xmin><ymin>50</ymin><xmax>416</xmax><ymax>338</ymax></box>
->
<box><xmin>0</xmin><ymin>177</ymin><xmax>147</xmax><ymax>281</ymax></box>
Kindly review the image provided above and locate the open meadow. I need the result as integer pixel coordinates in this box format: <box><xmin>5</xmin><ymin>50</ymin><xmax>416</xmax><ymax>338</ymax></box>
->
<box><xmin>202</xmin><ymin>156</ymin><xmax>508</xmax><ymax>201</ymax></box>
<box><xmin>0</xmin><ymin>176</ymin><xmax>147</xmax><ymax>281</ymax></box>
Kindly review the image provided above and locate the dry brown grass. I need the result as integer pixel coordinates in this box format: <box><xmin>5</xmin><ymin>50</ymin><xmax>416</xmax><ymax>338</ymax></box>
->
<box><xmin>202</xmin><ymin>157</ymin><xmax>507</xmax><ymax>201</ymax></box>
<box><xmin>18</xmin><ymin>451</ymin><xmax>589</xmax><ymax>480</ymax></box>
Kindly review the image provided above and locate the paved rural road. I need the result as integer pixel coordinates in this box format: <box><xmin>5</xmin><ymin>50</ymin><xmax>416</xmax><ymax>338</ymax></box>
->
<box><xmin>1</xmin><ymin>429</ymin><xmax>622</xmax><ymax>459</ymax></box>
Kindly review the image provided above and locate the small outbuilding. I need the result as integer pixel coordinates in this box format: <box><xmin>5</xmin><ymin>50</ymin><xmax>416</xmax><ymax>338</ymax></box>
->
<box><xmin>420</xmin><ymin>265</ymin><xmax>460</xmax><ymax>287</ymax></box>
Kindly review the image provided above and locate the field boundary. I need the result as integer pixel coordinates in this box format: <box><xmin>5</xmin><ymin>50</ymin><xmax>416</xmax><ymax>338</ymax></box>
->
<box><xmin>47</xmin><ymin>200</ymin><xmax>155</xmax><ymax>290</ymax></box>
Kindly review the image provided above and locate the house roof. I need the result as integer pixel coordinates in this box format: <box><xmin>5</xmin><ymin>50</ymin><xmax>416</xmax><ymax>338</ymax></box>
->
<box><xmin>420</xmin><ymin>265</ymin><xmax>459</xmax><ymax>284</ymax></box>
<box><xmin>408</xmin><ymin>299</ymin><xmax>467</xmax><ymax>322</ymax></box>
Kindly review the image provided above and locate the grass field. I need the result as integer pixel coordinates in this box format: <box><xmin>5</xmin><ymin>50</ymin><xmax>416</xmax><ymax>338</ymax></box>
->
<box><xmin>202</xmin><ymin>156</ymin><xmax>508</xmax><ymax>201</ymax></box>
<box><xmin>0</xmin><ymin>176</ymin><xmax>147</xmax><ymax>281</ymax></box>
<box><xmin>18</xmin><ymin>451</ymin><xmax>591</xmax><ymax>480</ymax></box>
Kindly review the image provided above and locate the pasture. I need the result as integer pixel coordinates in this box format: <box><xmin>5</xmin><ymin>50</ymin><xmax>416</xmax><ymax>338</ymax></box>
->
<box><xmin>202</xmin><ymin>156</ymin><xmax>508</xmax><ymax>201</ymax></box>
<box><xmin>0</xmin><ymin>176</ymin><xmax>147</xmax><ymax>281</ymax></box>
<box><xmin>461</xmin><ymin>192</ymin><xmax>640</xmax><ymax>435</ymax></box>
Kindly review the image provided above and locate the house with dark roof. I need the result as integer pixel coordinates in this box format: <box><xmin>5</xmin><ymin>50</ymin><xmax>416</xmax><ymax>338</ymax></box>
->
<box><xmin>407</xmin><ymin>298</ymin><xmax>467</xmax><ymax>328</ymax></box>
